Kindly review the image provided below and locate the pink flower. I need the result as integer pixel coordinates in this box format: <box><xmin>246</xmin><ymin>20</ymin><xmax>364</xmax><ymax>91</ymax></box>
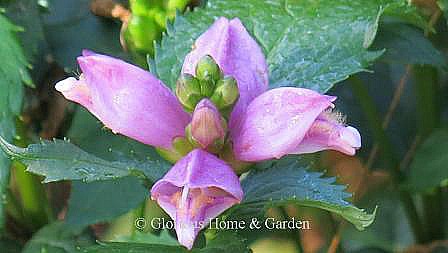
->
<box><xmin>55</xmin><ymin>16</ymin><xmax>361</xmax><ymax>250</ymax></box>
<box><xmin>151</xmin><ymin>149</ymin><xmax>243</xmax><ymax>250</ymax></box>
<box><xmin>55</xmin><ymin>50</ymin><xmax>190</xmax><ymax>150</ymax></box>
<box><xmin>182</xmin><ymin>17</ymin><xmax>361</xmax><ymax>163</ymax></box>
<box><xmin>181</xmin><ymin>17</ymin><xmax>268</xmax><ymax>138</ymax></box>
<box><xmin>231</xmin><ymin>87</ymin><xmax>361</xmax><ymax>161</ymax></box>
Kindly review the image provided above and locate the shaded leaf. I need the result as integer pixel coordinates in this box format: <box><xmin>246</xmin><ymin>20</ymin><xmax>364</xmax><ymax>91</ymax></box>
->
<box><xmin>406</xmin><ymin>129</ymin><xmax>448</xmax><ymax>192</ymax></box>
<box><xmin>66</xmin><ymin>177</ymin><xmax>147</xmax><ymax>228</ymax></box>
<box><xmin>42</xmin><ymin>0</ymin><xmax>127</xmax><ymax>70</ymax></box>
<box><xmin>153</xmin><ymin>0</ymin><xmax>426</xmax><ymax>93</ymax></box>
<box><xmin>114</xmin><ymin>230</ymin><xmax>179</xmax><ymax>246</ymax></box>
<box><xmin>372</xmin><ymin>22</ymin><xmax>446</xmax><ymax>67</ymax></box>
<box><xmin>22</xmin><ymin>222</ymin><xmax>94</xmax><ymax>253</ymax></box>
<box><xmin>83</xmin><ymin>231</ymin><xmax>249</xmax><ymax>253</ymax></box>
<box><xmin>235</xmin><ymin>157</ymin><xmax>376</xmax><ymax>230</ymax></box>
<box><xmin>0</xmin><ymin>238</ymin><xmax>22</xmax><ymax>253</ymax></box>
<box><xmin>0</xmin><ymin>13</ymin><xmax>31</xmax><ymax>232</ymax></box>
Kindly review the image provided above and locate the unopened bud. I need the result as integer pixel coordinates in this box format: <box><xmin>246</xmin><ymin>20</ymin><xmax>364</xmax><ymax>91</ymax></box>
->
<box><xmin>175</xmin><ymin>73</ymin><xmax>202</xmax><ymax>112</ymax></box>
<box><xmin>195</xmin><ymin>55</ymin><xmax>222</xmax><ymax>83</ymax></box>
<box><xmin>190</xmin><ymin>99</ymin><xmax>226</xmax><ymax>150</ymax></box>
<box><xmin>195</xmin><ymin>55</ymin><xmax>222</xmax><ymax>97</ymax></box>
<box><xmin>210</xmin><ymin>76</ymin><xmax>239</xmax><ymax>109</ymax></box>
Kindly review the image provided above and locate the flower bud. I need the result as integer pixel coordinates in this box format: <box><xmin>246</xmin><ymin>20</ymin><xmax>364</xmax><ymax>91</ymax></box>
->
<box><xmin>190</xmin><ymin>99</ymin><xmax>226</xmax><ymax>150</ymax></box>
<box><xmin>195</xmin><ymin>55</ymin><xmax>222</xmax><ymax>84</ymax></box>
<box><xmin>195</xmin><ymin>55</ymin><xmax>222</xmax><ymax>97</ymax></box>
<box><xmin>175</xmin><ymin>73</ymin><xmax>203</xmax><ymax>112</ymax></box>
<box><xmin>210</xmin><ymin>76</ymin><xmax>239</xmax><ymax>109</ymax></box>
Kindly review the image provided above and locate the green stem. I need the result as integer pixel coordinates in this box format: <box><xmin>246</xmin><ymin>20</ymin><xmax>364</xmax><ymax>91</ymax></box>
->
<box><xmin>349</xmin><ymin>76</ymin><xmax>427</xmax><ymax>243</ymax></box>
<box><xmin>413</xmin><ymin>65</ymin><xmax>444</xmax><ymax>240</ymax></box>
<box><xmin>11</xmin><ymin>118</ymin><xmax>53</xmax><ymax>231</ymax></box>
<box><xmin>349</xmin><ymin>76</ymin><xmax>398</xmax><ymax>171</ymax></box>
<box><xmin>278</xmin><ymin>206</ymin><xmax>304</xmax><ymax>253</ymax></box>
<box><xmin>13</xmin><ymin>162</ymin><xmax>52</xmax><ymax>230</ymax></box>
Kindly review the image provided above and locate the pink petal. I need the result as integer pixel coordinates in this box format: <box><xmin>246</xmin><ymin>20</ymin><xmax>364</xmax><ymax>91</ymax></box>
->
<box><xmin>151</xmin><ymin>149</ymin><xmax>243</xmax><ymax>249</ymax></box>
<box><xmin>55</xmin><ymin>77</ymin><xmax>93</xmax><ymax>111</ymax></box>
<box><xmin>56</xmin><ymin>50</ymin><xmax>190</xmax><ymax>150</ymax></box>
<box><xmin>232</xmin><ymin>87</ymin><xmax>336</xmax><ymax>161</ymax></box>
<box><xmin>181</xmin><ymin>17</ymin><xmax>268</xmax><ymax>139</ymax></box>
<box><xmin>191</xmin><ymin>99</ymin><xmax>225</xmax><ymax>149</ymax></box>
<box><xmin>294</xmin><ymin>112</ymin><xmax>361</xmax><ymax>155</ymax></box>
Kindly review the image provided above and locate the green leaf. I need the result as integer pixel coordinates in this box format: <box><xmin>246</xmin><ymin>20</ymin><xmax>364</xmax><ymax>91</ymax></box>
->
<box><xmin>3</xmin><ymin>0</ymin><xmax>51</xmax><ymax>82</ymax></box>
<box><xmin>406</xmin><ymin>129</ymin><xmax>448</xmax><ymax>192</ymax></box>
<box><xmin>66</xmin><ymin>177</ymin><xmax>147</xmax><ymax>228</ymax></box>
<box><xmin>235</xmin><ymin>158</ymin><xmax>376</xmax><ymax>230</ymax></box>
<box><xmin>152</xmin><ymin>0</ymin><xmax>426</xmax><ymax>93</ymax></box>
<box><xmin>0</xmin><ymin>238</ymin><xmax>22</xmax><ymax>253</ymax></box>
<box><xmin>114</xmin><ymin>230</ymin><xmax>180</xmax><ymax>246</ymax></box>
<box><xmin>0</xmin><ymin>137</ymin><xmax>169</xmax><ymax>183</ymax></box>
<box><xmin>0</xmin><ymin>13</ymin><xmax>31</xmax><ymax>233</ymax></box>
<box><xmin>22</xmin><ymin>222</ymin><xmax>94</xmax><ymax>253</ymax></box>
<box><xmin>83</xmin><ymin>232</ymin><xmax>249</xmax><ymax>253</ymax></box>
<box><xmin>372</xmin><ymin>22</ymin><xmax>447</xmax><ymax>67</ymax></box>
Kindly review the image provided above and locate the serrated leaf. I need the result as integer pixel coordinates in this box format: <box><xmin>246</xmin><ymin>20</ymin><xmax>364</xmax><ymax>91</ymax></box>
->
<box><xmin>114</xmin><ymin>230</ymin><xmax>180</xmax><ymax>246</ymax></box>
<box><xmin>0</xmin><ymin>13</ymin><xmax>31</xmax><ymax>233</ymax></box>
<box><xmin>372</xmin><ymin>22</ymin><xmax>447</xmax><ymax>67</ymax></box>
<box><xmin>153</xmin><ymin>0</ymin><xmax>426</xmax><ymax>93</ymax></box>
<box><xmin>234</xmin><ymin>158</ymin><xmax>376</xmax><ymax>230</ymax></box>
<box><xmin>0</xmin><ymin>137</ymin><xmax>169</xmax><ymax>183</ymax></box>
<box><xmin>3</xmin><ymin>0</ymin><xmax>51</xmax><ymax>82</ymax></box>
<box><xmin>22</xmin><ymin>222</ymin><xmax>94</xmax><ymax>253</ymax></box>
<box><xmin>83</xmin><ymin>231</ymin><xmax>249</xmax><ymax>253</ymax></box>
<box><xmin>66</xmin><ymin>177</ymin><xmax>147</xmax><ymax>229</ymax></box>
<box><xmin>406</xmin><ymin>129</ymin><xmax>448</xmax><ymax>192</ymax></box>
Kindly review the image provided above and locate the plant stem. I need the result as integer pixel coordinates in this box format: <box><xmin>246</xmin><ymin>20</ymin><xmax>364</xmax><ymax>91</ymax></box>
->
<box><xmin>11</xmin><ymin>117</ymin><xmax>53</xmax><ymax>231</ymax></box>
<box><xmin>349</xmin><ymin>76</ymin><xmax>427</xmax><ymax>243</ymax></box>
<box><xmin>13</xmin><ymin>162</ymin><xmax>52</xmax><ymax>230</ymax></box>
<box><xmin>413</xmin><ymin>65</ymin><xmax>444</xmax><ymax>240</ymax></box>
<box><xmin>278</xmin><ymin>206</ymin><xmax>304</xmax><ymax>253</ymax></box>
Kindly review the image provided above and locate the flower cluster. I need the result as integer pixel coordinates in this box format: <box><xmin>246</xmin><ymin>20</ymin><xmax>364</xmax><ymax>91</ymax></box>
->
<box><xmin>55</xmin><ymin>17</ymin><xmax>361</xmax><ymax>249</ymax></box>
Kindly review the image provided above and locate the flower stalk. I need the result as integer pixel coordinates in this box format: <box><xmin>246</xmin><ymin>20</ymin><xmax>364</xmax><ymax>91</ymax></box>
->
<box><xmin>349</xmin><ymin>75</ymin><xmax>427</xmax><ymax>243</ymax></box>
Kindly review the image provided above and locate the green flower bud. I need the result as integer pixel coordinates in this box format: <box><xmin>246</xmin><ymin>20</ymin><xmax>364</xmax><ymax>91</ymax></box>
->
<box><xmin>195</xmin><ymin>55</ymin><xmax>223</xmax><ymax>84</ymax></box>
<box><xmin>175</xmin><ymin>73</ymin><xmax>202</xmax><ymax>112</ymax></box>
<box><xmin>210</xmin><ymin>76</ymin><xmax>239</xmax><ymax>109</ymax></box>
<box><xmin>200</xmin><ymin>80</ymin><xmax>215</xmax><ymax>97</ymax></box>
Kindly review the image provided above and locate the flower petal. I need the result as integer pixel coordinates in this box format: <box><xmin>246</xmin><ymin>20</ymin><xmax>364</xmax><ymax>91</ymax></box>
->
<box><xmin>56</xmin><ymin>50</ymin><xmax>190</xmax><ymax>150</ymax></box>
<box><xmin>191</xmin><ymin>99</ymin><xmax>225</xmax><ymax>149</ymax></box>
<box><xmin>182</xmin><ymin>17</ymin><xmax>268</xmax><ymax>139</ymax></box>
<box><xmin>232</xmin><ymin>87</ymin><xmax>336</xmax><ymax>161</ymax></box>
<box><xmin>294</xmin><ymin>112</ymin><xmax>361</xmax><ymax>155</ymax></box>
<box><xmin>151</xmin><ymin>149</ymin><xmax>242</xmax><ymax>249</ymax></box>
<box><xmin>55</xmin><ymin>76</ymin><xmax>93</xmax><ymax>111</ymax></box>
